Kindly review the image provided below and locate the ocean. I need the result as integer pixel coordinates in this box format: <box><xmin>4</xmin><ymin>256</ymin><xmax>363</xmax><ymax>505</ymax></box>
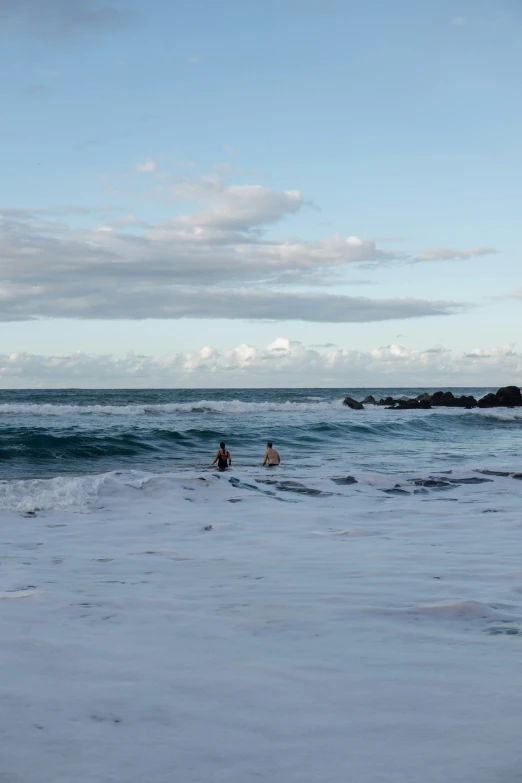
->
<box><xmin>1</xmin><ymin>387</ymin><xmax>522</xmax><ymax>782</ymax></box>
<box><xmin>1</xmin><ymin>385</ymin><xmax>521</xmax><ymax>486</ymax></box>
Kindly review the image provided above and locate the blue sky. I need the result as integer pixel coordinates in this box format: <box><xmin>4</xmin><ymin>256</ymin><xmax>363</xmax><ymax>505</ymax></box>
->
<box><xmin>0</xmin><ymin>0</ymin><xmax>521</xmax><ymax>386</ymax></box>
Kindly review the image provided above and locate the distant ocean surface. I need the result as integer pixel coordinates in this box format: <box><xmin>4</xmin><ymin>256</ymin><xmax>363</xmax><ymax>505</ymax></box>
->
<box><xmin>1</xmin><ymin>386</ymin><xmax>521</xmax><ymax>511</ymax></box>
<box><xmin>1</xmin><ymin>386</ymin><xmax>520</xmax><ymax>479</ymax></box>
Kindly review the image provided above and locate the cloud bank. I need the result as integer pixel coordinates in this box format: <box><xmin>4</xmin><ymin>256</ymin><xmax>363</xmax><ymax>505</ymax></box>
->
<box><xmin>0</xmin><ymin>169</ymin><xmax>488</xmax><ymax>323</ymax></box>
<box><xmin>1</xmin><ymin>339</ymin><xmax>520</xmax><ymax>389</ymax></box>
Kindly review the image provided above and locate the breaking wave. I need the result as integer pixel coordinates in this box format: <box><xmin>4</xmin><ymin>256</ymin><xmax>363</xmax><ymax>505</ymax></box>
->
<box><xmin>0</xmin><ymin>399</ymin><xmax>346</xmax><ymax>416</ymax></box>
<box><xmin>1</xmin><ymin>388</ymin><xmax>521</xmax><ymax>482</ymax></box>
<box><xmin>0</xmin><ymin>470</ymin><xmax>157</xmax><ymax>513</ymax></box>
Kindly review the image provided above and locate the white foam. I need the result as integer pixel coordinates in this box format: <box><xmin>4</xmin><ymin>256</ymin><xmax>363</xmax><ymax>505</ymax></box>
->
<box><xmin>0</xmin><ymin>399</ymin><xmax>346</xmax><ymax>416</ymax></box>
<box><xmin>0</xmin><ymin>471</ymin><xmax>127</xmax><ymax>513</ymax></box>
<box><xmin>0</xmin><ymin>463</ymin><xmax>518</xmax><ymax>514</ymax></box>
<box><xmin>1</xmin><ymin>461</ymin><xmax>522</xmax><ymax>783</ymax></box>
<box><xmin>0</xmin><ymin>590</ymin><xmax>43</xmax><ymax>600</ymax></box>
<box><xmin>0</xmin><ymin>402</ymin><xmax>146</xmax><ymax>416</ymax></box>
<box><xmin>472</xmin><ymin>408</ymin><xmax>522</xmax><ymax>421</ymax></box>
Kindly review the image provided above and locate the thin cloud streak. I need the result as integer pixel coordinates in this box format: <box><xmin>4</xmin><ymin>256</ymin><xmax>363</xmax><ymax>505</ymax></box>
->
<box><xmin>416</xmin><ymin>247</ymin><xmax>496</xmax><ymax>262</ymax></box>
<box><xmin>0</xmin><ymin>283</ymin><xmax>460</xmax><ymax>323</ymax></box>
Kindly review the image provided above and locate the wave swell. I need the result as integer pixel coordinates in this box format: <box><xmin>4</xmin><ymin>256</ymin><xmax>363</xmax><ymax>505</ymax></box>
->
<box><xmin>0</xmin><ymin>400</ymin><xmax>346</xmax><ymax>416</ymax></box>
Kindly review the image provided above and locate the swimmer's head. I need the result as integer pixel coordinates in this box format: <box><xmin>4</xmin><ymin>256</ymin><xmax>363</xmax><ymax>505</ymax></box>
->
<box><xmin>220</xmin><ymin>442</ymin><xmax>226</xmax><ymax>450</ymax></box>
<box><xmin>267</xmin><ymin>442</ymin><xmax>273</xmax><ymax>448</ymax></box>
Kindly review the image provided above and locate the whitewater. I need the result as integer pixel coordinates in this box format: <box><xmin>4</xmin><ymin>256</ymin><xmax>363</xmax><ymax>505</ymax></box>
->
<box><xmin>1</xmin><ymin>388</ymin><xmax>522</xmax><ymax>783</ymax></box>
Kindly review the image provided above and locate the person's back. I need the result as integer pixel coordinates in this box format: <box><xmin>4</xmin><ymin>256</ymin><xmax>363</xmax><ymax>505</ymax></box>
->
<box><xmin>262</xmin><ymin>442</ymin><xmax>280</xmax><ymax>467</ymax></box>
<box><xmin>212</xmin><ymin>442</ymin><xmax>231</xmax><ymax>471</ymax></box>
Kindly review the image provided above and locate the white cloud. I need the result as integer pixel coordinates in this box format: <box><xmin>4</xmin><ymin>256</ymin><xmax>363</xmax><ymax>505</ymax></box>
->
<box><xmin>157</xmin><ymin>184</ymin><xmax>304</xmax><ymax>233</ymax></box>
<box><xmin>1</xmin><ymin>340</ymin><xmax>520</xmax><ymax>388</ymax></box>
<box><xmin>0</xmin><ymin>280</ymin><xmax>459</xmax><ymax>323</ymax></box>
<box><xmin>136</xmin><ymin>159</ymin><xmax>158</xmax><ymax>174</ymax></box>
<box><xmin>0</xmin><ymin>169</ymin><xmax>490</xmax><ymax>322</ymax></box>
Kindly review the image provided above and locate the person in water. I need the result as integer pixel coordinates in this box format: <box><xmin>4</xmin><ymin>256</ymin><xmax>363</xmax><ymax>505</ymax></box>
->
<box><xmin>212</xmin><ymin>442</ymin><xmax>232</xmax><ymax>471</ymax></box>
<box><xmin>262</xmin><ymin>442</ymin><xmax>280</xmax><ymax>467</ymax></box>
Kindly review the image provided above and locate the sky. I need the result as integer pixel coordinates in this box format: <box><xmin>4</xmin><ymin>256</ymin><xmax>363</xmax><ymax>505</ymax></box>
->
<box><xmin>0</xmin><ymin>0</ymin><xmax>521</xmax><ymax>388</ymax></box>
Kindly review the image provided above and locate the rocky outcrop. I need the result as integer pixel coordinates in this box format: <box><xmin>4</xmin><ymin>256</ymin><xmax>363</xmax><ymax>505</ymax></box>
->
<box><xmin>430</xmin><ymin>391</ymin><xmax>478</xmax><ymax>408</ymax></box>
<box><xmin>342</xmin><ymin>396</ymin><xmax>364</xmax><ymax>410</ymax></box>
<box><xmin>477</xmin><ymin>386</ymin><xmax>522</xmax><ymax>408</ymax></box>
<box><xmin>342</xmin><ymin>386</ymin><xmax>522</xmax><ymax>410</ymax></box>
<box><xmin>393</xmin><ymin>399</ymin><xmax>432</xmax><ymax>410</ymax></box>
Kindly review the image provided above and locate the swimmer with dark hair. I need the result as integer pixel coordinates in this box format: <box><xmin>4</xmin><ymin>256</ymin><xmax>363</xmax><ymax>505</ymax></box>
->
<box><xmin>262</xmin><ymin>442</ymin><xmax>280</xmax><ymax>467</ymax></box>
<box><xmin>212</xmin><ymin>442</ymin><xmax>231</xmax><ymax>471</ymax></box>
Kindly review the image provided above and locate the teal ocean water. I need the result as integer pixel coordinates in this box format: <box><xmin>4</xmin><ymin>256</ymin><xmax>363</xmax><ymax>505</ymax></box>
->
<box><xmin>1</xmin><ymin>387</ymin><xmax>520</xmax><ymax>483</ymax></box>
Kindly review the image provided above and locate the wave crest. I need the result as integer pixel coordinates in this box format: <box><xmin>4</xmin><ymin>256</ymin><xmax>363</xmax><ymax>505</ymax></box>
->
<box><xmin>0</xmin><ymin>470</ymin><xmax>163</xmax><ymax>513</ymax></box>
<box><xmin>0</xmin><ymin>399</ymin><xmax>345</xmax><ymax>416</ymax></box>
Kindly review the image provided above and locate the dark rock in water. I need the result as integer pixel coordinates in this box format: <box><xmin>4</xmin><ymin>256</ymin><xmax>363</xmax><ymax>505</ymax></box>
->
<box><xmin>495</xmin><ymin>386</ymin><xmax>522</xmax><ymax>406</ymax></box>
<box><xmin>228</xmin><ymin>477</ymin><xmax>262</xmax><ymax>491</ymax></box>
<box><xmin>478</xmin><ymin>386</ymin><xmax>522</xmax><ymax>408</ymax></box>
<box><xmin>331</xmin><ymin>476</ymin><xmax>358</xmax><ymax>485</ymax></box>
<box><xmin>362</xmin><ymin>395</ymin><xmax>376</xmax><ymax>404</ymax></box>
<box><xmin>477</xmin><ymin>392</ymin><xmax>497</xmax><ymax>408</ymax></box>
<box><xmin>452</xmin><ymin>395</ymin><xmax>478</xmax><ymax>408</ymax></box>
<box><xmin>383</xmin><ymin>485</ymin><xmax>410</xmax><ymax>495</ymax></box>
<box><xmin>430</xmin><ymin>391</ymin><xmax>477</xmax><ymax>408</ymax></box>
<box><xmin>259</xmin><ymin>478</ymin><xmax>329</xmax><ymax>496</ymax></box>
<box><xmin>277</xmin><ymin>485</ymin><xmax>331</xmax><ymax>497</ymax></box>
<box><xmin>343</xmin><ymin>396</ymin><xmax>364</xmax><ymax>410</ymax></box>
<box><xmin>431</xmin><ymin>390</ymin><xmax>455</xmax><ymax>405</ymax></box>
<box><xmin>259</xmin><ymin>480</ymin><xmax>332</xmax><ymax>497</ymax></box>
<box><xmin>412</xmin><ymin>478</ymin><xmax>453</xmax><ymax>488</ymax></box>
<box><xmin>513</xmin><ymin>473</ymin><xmax>522</xmax><ymax>480</ymax></box>
<box><xmin>477</xmin><ymin>469</ymin><xmax>512</xmax><ymax>477</ymax></box>
<box><xmin>389</xmin><ymin>399</ymin><xmax>432</xmax><ymax>410</ymax></box>
<box><xmin>447</xmin><ymin>477</ymin><xmax>493</xmax><ymax>484</ymax></box>
<box><xmin>487</xmin><ymin>626</ymin><xmax>521</xmax><ymax>636</ymax></box>
<box><xmin>358</xmin><ymin>386</ymin><xmax>520</xmax><ymax>411</ymax></box>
